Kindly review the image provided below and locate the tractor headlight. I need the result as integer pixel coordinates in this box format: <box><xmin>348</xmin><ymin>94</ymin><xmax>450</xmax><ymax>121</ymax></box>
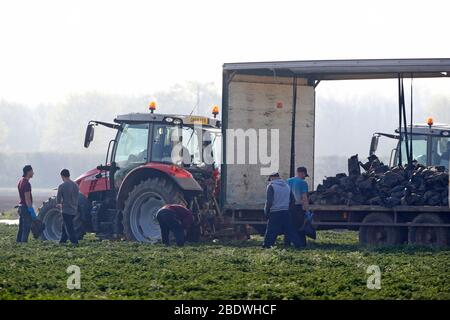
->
<box><xmin>173</xmin><ymin>118</ymin><xmax>182</xmax><ymax>125</ymax></box>
<box><xmin>165</xmin><ymin>117</ymin><xmax>174</xmax><ymax>123</ymax></box>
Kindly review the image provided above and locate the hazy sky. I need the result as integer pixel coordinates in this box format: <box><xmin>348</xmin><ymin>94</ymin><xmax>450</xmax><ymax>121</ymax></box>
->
<box><xmin>1</xmin><ymin>0</ymin><xmax>450</xmax><ymax>105</ymax></box>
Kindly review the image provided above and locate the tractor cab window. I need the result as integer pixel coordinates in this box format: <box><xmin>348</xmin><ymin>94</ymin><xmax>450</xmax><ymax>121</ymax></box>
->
<box><xmin>182</xmin><ymin>127</ymin><xmax>201</xmax><ymax>165</ymax></box>
<box><xmin>202</xmin><ymin>129</ymin><xmax>221</xmax><ymax>167</ymax></box>
<box><xmin>399</xmin><ymin>134</ymin><xmax>428</xmax><ymax>166</ymax></box>
<box><xmin>151</xmin><ymin>124</ymin><xmax>219</xmax><ymax>167</ymax></box>
<box><xmin>431</xmin><ymin>136</ymin><xmax>450</xmax><ymax>169</ymax></box>
<box><xmin>151</xmin><ymin>124</ymin><xmax>180</xmax><ymax>163</ymax></box>
<box><xmin>151</xmin><ymin>124</ymin><xmax>202</xmax><ymax>165</ymax></box>
<box><xmin>115</xmin><ymin>123</ymin><xmax>149</xmax><ymax>166</ymax></box>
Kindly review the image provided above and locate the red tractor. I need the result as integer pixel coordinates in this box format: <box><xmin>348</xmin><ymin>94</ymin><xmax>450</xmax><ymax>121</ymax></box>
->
<box><xmin>38</xmin><ymin>104</ymin><xmax>222</xmax><ymax>242</ymax></box>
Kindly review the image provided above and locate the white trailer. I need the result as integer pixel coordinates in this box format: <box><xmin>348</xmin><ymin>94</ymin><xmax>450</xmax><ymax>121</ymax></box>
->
<box><xmin>222</xmin><ymin>74</ymin><xmax>315</xmax><ymax>209</ymax></box>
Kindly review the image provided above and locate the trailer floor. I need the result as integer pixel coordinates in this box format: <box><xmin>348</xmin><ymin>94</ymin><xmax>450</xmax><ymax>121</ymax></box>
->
<box><xmin>0</xmin><ymin>224</ymin><xmax>448</xmax><ymax>299</ymax></box>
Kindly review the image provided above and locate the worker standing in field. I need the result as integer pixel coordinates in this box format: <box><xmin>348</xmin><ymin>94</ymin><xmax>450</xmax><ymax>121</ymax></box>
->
<box><xmin>263</xmin><ymin>172</ymin><xmax>303</xmax><ymax>249</ymax></box>
<box><xmin>16</xmin><ymin>165</ymin><xmax>37</xmax><ymax>243</ymax></box>
<box><xmin>285</xmin><ymin>166</ymin><xmax>310</xmax><ymax>247</ymax></box>
<box><xmin>56</xmin><ymin>169</ymin><xmax>79</xmax><ymax>245</ymax></box>
<box><xmin>156</xmin><ymin>204</ymin><xmax>194</xmax><ymax>246</ymax></box>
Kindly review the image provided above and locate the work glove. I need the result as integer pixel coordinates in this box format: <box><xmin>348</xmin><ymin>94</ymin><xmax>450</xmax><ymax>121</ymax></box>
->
<box><xmin>27</xmin><ymin>207</ymin><xmax>38</xmax><ymax>220</ymax></box>
<box><xmin>304</xmin><ymin>210</ymin><xmax>313</xmax><ymax>222</ymax></box>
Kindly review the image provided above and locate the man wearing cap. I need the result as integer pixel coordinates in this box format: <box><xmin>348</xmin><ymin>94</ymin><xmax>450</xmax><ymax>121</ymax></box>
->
<box><xmin>285</xmin><ymin>166</ymin><xmax>310</xmax><ymax>247</ymax></box>
<box><xmin>263</xmin><ymin>172</ymin><xmax>303</xmax><ymax>249</ymax></box>
<box><xmin>16</xmin><ymin>165</ymin><xmax>37</xmax><ymax>243</ymax></box>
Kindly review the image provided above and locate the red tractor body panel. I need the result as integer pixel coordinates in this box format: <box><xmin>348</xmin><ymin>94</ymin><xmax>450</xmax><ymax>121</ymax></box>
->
<box><xmin>75</xmin><ymin>162</ymin><xmax>200</xmax><ymax>200</ymax></box>
<box><xmin>75</xmin><ymin>167</ymin><xmax>110</xmax><ymax>198</ymax></box>
<box><xmin>136</xmin><ymin>162</ymin><xmax>194</xmax><ymax>179</ymax></box>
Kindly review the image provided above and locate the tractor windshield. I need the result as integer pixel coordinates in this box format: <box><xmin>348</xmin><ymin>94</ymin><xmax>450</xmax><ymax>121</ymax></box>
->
<box><xmin>399</xmin><ymin>134</ymin><xmax>428</xmax><ymax>166</ymax></box>
<box><xmin>151</xmin><ymin>124</ymin><xmax>219</xmax><ymax>167</ymax></box>
<box><xmin>115</xmin><ymin>123</ymin><xmax>149</xmax><ymax>167</ymax></box>
<box><xmin>397</xmin><ymin>134</ymin><xmax>450</xmax><ymax>169</ymax></box>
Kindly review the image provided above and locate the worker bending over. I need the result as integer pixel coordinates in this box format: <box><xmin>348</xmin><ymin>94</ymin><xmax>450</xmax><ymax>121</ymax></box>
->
<box><xmin>156</xmin><ymin>204</ymin><xmax>194</xmax><ymax>246</ymax></box>
<box><xmin>263</xmin><ymin>172</ymin><xmax>303</xmax><ymax>249</ymax></box>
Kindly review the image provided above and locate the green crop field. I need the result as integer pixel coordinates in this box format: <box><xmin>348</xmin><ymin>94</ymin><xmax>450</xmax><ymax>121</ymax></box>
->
<box><xmin>0</xmin><ymin>224</ymin><xmax>448</xmax><ymax>300</ymax></box>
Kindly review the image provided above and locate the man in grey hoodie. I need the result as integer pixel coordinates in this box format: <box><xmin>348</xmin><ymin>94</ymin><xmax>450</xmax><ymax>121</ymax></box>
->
<box><xmin>263</xmin><ymin>172</ymin><xmax>303</xmax><ymax>249</ymax></box>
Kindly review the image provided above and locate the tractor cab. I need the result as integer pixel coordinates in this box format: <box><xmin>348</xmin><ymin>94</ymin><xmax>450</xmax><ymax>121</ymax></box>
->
<box><xmin>41</xmin><ymin>103</ymin><xmax>225</xmax><ymax>243</ymax></box>
<box><xmin>370</xmin><ymin>118</ymin><xmax>450</xmax><ymax>170</ymax></box>
<box><xmin>114</xmin><ymin>113</ymin><xmax>221</xmax><ymax>165</ymax></box>
<box><xmin>110</xmin><ymin>112</ymin><xmax>221</xmax><ymax>188</ymax></box>
<box><xmin>83</xmin><ymin>104</ymin><xmax>221</xmax><ymax>192</ymax></box>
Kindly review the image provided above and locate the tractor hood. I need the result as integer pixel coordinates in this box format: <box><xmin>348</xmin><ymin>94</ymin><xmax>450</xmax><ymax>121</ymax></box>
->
<box><xmin>75</xmin><ymin>167</ymin><xmax>109</xmax><ymax>197</ymax></box>
<box><xmin>75</xmin><ymin>167</ymin><xmax>105</xmax><ymax>183</ymax></box>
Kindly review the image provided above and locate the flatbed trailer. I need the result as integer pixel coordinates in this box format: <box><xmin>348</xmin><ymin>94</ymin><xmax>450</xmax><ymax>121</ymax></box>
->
<box><xmin>225</xmin><ymin>205</ymin><xmax>450</xmax><ymax>246</ymax></box>
<box><xmin>226</xmin><ymin>204</ymin><xmax>450</xmax><ymax>246</ymax></box>
<box><xmin>310</xmin><ymin>204</ymin><xmax>450</xmax><ymax>246</ymax></box>
<box><xmin>309</xmin><ymin>204</ymin><xmax>450</xmax><ymax>228</ymax></box>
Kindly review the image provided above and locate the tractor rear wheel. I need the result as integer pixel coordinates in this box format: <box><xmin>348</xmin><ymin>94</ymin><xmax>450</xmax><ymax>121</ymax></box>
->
<box><xmin>38</xmin><ymin>196</ymin><xmax>86</xmax><ymax>241</ymax></box>
<box><xmin>122</xmin><ymin>177</ymin><xmax>186</xmax><ymax>243</ymax></box>
<box><xmin>359</xmin><ymin>212</ymin><xmax>403</xmax><ymax>246</ymax></box>
<box><xmin>408</xmin><ymin>213</ymin><xmax>447</xmax><ymax>247</ymax></box>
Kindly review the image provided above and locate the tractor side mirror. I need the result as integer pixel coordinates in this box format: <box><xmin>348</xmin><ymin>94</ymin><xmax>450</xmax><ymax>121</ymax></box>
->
<box><xmin>84</xmin><ymin>124</ymin><xmax>95</xmax><ymax>148</ymax></box>
<box><xmin>369</xmin><ymin>135</ymin><xmax>379</xmax><ymax>156</ymax></box>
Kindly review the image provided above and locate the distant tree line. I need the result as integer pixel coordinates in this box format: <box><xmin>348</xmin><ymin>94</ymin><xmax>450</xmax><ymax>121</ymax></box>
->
<box><xmin>0</xmin><ymin>81</ymin><xmax>449</xmax><ymax>188</ymax></box>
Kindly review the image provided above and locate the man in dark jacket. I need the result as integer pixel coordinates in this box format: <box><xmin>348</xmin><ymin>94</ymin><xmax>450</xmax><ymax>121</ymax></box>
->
<box><xmin>16</xmin><ymin>165</ymin><xmax>37</xmax><ymax>243</ymax></box>
<box><xmin>56</xmin><ymin>169</ymin><xmax>79</xmax><ymax>245</ymax></box>
<box><xmin>156</xmin><ymin>204</ymin><xmax>194</xmax><ymax>246</ymax></box>
<box><xmin>263</xmin><ymin>173</ymin><xmax>303</xmax><ymax>249</ymax></box>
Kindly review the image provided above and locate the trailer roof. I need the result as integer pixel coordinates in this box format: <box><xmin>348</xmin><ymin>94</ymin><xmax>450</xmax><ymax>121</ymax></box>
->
<box><xmin>223</xmin><ymin>58</ymin><xmax>450</xmax><ymax>81</ymax></box>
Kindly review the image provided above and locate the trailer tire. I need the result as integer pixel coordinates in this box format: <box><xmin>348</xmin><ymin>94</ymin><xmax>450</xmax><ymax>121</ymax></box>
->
<box><xmin>38</xmin><ymin>196</ymin><xmax>86</xmax><ymax>241</ymax></box>
<box><xmin>122</xmin><ymin>177</ymin><xmax>186</xmax><ymax>243</ymax></box>
<box><xmin>408</xmin><ymin>213</ymin><xmax>447</xmax><ymax>247</ymax></box>
<box><xmin>359</xmin><ymin>212</ymin><xmax>402</xmax><ymax>246</ymax></box>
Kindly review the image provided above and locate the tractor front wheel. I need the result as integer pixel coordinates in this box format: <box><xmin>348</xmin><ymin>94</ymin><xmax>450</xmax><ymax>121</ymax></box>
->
<box><xmin>122</xmin><ymin>177</ymin><xmax>186</xmax><ymax>243</ymax></box>
<box><xmin>38</xmin><ymin>196</ymin><xmax>86</xmax><ymax>241</ymax></box>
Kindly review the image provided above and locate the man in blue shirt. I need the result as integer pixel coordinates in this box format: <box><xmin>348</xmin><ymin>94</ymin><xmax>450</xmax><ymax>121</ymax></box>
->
<box><xmin>285</xmin><ymin>166</ymin><xmax>309</xmax><ymax>247</ymax></box>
